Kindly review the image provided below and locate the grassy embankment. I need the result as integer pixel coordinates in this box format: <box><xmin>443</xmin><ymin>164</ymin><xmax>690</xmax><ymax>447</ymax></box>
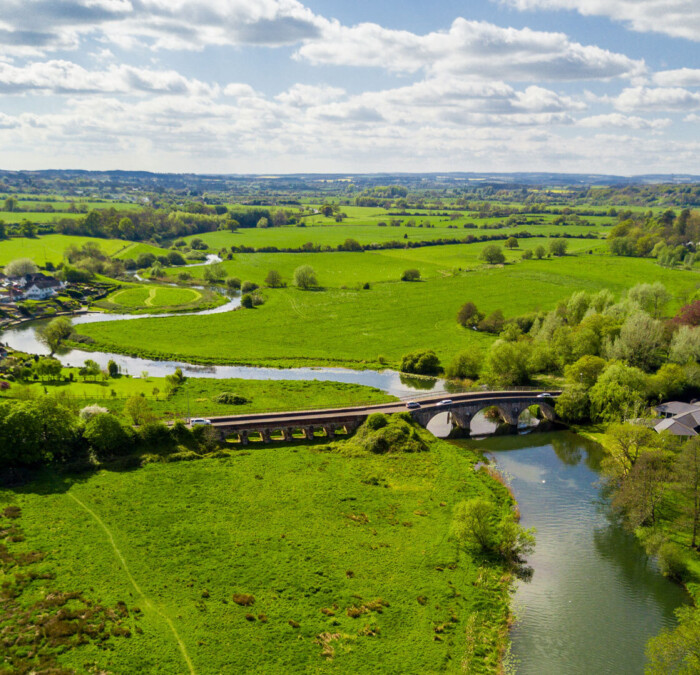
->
<box><xmin>1</xmin><ymin>426</ymin><xmax>513</xmax><ymax>673</ymax></box>
<box><xmin>79</xmin><ymin>254</ymin><xmax>700</xmax><ymax>370</ymax></box>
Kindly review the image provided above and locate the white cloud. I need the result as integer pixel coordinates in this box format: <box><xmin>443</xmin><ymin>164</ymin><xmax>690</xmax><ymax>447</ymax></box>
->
<box><xmin>223</xmin><ymin>83</ymin><xmax>257</xmax><ymax>98</ymax></box>
<box><xmin>577</xmin><ymin>113</ymin><xmax>671</xmax><ymax>129</ymax></box>
<box><xmin>296</xmin><ymin>18</ymin><xmax>644</xmax><ymax>81</ymax></box>
<box><xmin>275</xmin><ymin>83</ymin><xmax>346</xmax><ymax>107</ymax></box>
<box><xmin>0</xmin><ymin>0</ymin><xmax>327</xmax><ymax>54</ymax></box>
<box><xmin>0</xmin><ymin>59</ymin><xmax>217</xmax><ymax>95</ymax></box>
<box><xmin>615</xmin><ymin>86</ymin><xmax>700</xmax><ymax>111</ymax></box>
<box><xmin>500</xmin><ymin>0</ymin><xmax>700</xmax><ymax>41</ymax></box>
<box><xmin>653</xmin><ymin>68</ymin><xmax>700</xmax><ymax>87</ymax></box>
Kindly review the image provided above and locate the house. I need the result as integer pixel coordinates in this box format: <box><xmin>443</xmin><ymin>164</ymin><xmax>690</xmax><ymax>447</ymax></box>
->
<box><xmin>2</xmin><ymin>272</ymin><xmax>65</xmax><ymax>302</ymax></box>
<box><xmin>23</xmin><ymin>276</ymin><xmax>63</xmax><ymax>300</ymax></box>
<box><xmin>654</xmin><ymin>401</ymin><xmax>700</xmax><ymax>436</ymax></box>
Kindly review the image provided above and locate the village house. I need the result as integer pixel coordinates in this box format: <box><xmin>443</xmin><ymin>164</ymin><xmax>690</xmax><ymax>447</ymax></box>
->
<box><xmin>654</xmin><ymin>401</ymin><xmax>700</xmax><ymax>436</ymax></box>
<box><xmin>0</xmin><ymin>272</ymin><xmax>65</xmax><ymax>302</ymax></box>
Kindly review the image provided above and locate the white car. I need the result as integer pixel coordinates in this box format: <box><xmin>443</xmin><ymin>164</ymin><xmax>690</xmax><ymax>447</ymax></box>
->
<box><xmin>190</xmin><ymin>418</ymin><xmax>212</xmax><ymax>426</ymax></box>
<box><xmin>536</xmin><ymin>393</ymin><xmax>552</xmax><ymax>398</ymax></box>
<box><xmin>436</xmin><ymin>399</ymin><xmax>453</xmax><ymax>406</ymax></box>
<box><xmin>405</xmin><ymin>401</ymin><xmax>422</xmax><ymax>410</ymax></box>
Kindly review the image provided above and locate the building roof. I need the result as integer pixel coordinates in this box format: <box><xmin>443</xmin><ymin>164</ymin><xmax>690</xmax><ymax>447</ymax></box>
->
<box><xmin>655</xmin><ymin>417</ymin><xmax>698</xmax><ymax>436</ymax></box>
<box><xmin>655</xmin><ymin>401</ymin><xmax>700</xmax><ymax>416</ymax></box>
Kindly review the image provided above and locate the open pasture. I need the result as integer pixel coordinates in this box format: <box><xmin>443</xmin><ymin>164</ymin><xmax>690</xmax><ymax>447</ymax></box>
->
<box><xmin>169</xmin><ymin>238</ymin><xmax>606</xmax><ymax>288</ymax></box>
<box><xmin>80</xmin><ymin>254</ymin><xmax>700</xmax><ymax>370</ymax></box>
<box><xmin>3</xmin><ymin>435</ymin><xmax>509</xmax><ymax>673</ymax></box>
<box><xmin>0</xmin><ymin>234</ymin><xmax>129</xmax><ymax>267</ymax></box>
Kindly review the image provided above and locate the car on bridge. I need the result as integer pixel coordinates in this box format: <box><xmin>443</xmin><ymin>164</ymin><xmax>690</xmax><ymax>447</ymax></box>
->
<box><xmin>405</xmin><ymin>401</ymin><xmax>422</xmax><ymax>409</ymax></box>
<box><xmin>436</xmin><ymin>399</ymin><xmax>453</xmax><ymax>406</ymax></box>
<box><xmin>537</xmin><ymin>393</ymin><xmax>553</xmax><ymax>398</ymax></box>
<box><xmin>190</xmin><ymin>418</ymin><xmax>212</xmax><ymax>427</ymax></box>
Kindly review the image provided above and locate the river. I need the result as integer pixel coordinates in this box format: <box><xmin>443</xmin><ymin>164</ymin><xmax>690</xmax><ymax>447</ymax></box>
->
<box><xmin>457</xmin><ymin>430</ymin><xmax>690</xmax><ymax>674</ymax></box>
<box><xmin>1</xmin><ymin>259</ymin><xmax>460</xmax><ymax>398</ymax></box>
<box><xmin>0</xmin><ymin>311</ymin><xmax>455</xmax><ymax>399</ymax></box>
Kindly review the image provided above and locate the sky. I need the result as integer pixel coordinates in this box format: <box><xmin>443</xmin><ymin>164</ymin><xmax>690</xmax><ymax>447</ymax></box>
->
<box><xmin>0</xmin><ymin>0</ymin><xmax>699</xmax><ymax>175</ymax></box>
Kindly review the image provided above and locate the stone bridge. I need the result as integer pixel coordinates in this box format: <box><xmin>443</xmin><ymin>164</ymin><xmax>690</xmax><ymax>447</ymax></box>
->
<box><xmin>201</xmin><ymin>390</ymin><xmax>560</xmax><ymax>444</ymax></box>
<box><xmin>410</xmin><ymin>393</ymin><xmax>557</xmax><ymax>433</ymax></box>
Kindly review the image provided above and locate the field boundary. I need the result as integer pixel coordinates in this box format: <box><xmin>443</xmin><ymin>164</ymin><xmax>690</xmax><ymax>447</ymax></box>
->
<box><xmin>67</xmin><ymin>492</ymin><xmax>196</xmax><ymax>675</ymax></box>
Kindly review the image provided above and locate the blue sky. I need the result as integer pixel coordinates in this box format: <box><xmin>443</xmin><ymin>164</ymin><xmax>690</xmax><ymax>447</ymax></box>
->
<box><xmin>0</xmin><ymin>0</ymin><xmax>698</xmax><ymax>174</ymax></box>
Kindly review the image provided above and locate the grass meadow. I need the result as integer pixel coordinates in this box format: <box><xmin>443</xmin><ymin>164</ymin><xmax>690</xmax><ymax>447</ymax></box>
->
<box><xmin>0</xmin><ymin>234</ymin><xmax>130</xmax><ymax>267</ymax></box>
<box><xmin>1</xmin><ymin>374</ymin><xmax>395</xmax><ymax>419</ymax></box>
<box><xmin>183</xmin><ymin>221</ymin><xmax>608</xmax><ymax>252</ymax></box>
<box><xmin>2</xmin><ymin>434</ymin><xmax>512</xmax><ymax>673</ymax></box>
<box><xmin>79</xmin><ymin>253</ymin><xmax>700</xmax><ymax>370</ymax></box>
<box><xmin>167</xmin><ymin>239</ymin><xmax>606</xmax><ymax>288</ymax></box>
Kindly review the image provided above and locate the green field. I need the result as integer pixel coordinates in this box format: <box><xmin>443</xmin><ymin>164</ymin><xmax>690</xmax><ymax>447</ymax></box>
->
<box><xmin>113</xmin><ymin>241</ymin><xmax>169</xmax><ymax>261</ymax></box>
<box><xmin>79</xmin><ymin>254</ymin><xmax>700</xmax><ymax>370</ymax></box>
<box><xmin>0</xmin><ymin>234</ymin><xmax>129</xmax><ymax>267</ymax></box>
<box><xmin>183</xmin><ymin>221</ymin><xmax>607</xmax><ymax>252</ymax></box>
<box><xmin>1</xmin><ymin>432</ymin><xmax>511</xmax><ymax>673</ymax></box>
<box><xmin>167</xmin><ymin>239</ymin><xmax>606</xmax><ymax>288</ymax></box>
<box><xmin>93</xmin><ymin>283</ymin><xmax>226</xmax><ymax>314</ymax></box>
<box><xmin>1</xmin><ymin>375</ymin><xmax>395</xmax><ymax>419</ymax></box>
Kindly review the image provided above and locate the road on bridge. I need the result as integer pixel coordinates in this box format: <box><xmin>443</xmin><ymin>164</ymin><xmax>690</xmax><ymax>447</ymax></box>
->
<box><xmin>191</xmin><ymin>389</ymin><xmax>561</xmax><ymax>435</ymax></box>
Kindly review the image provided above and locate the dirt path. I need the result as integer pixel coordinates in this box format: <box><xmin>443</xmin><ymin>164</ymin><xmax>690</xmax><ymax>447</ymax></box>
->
<box><xmin>67</xmin><ymin>492</ymin><xmax>196</xmax><ymax>674</ymax></box>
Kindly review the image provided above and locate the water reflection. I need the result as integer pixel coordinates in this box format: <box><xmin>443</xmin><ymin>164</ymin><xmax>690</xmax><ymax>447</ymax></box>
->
<box><xmin>456</xmin><ymin>432</ymin><xmax>689</xmax><ymax>675</ymax></box>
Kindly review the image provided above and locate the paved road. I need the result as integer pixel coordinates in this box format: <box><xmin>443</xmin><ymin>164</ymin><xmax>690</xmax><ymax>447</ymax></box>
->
<box><xmin>193</xmin><ymin>389</ymin><xmax>560</xmax><ymax>430</ymax></box>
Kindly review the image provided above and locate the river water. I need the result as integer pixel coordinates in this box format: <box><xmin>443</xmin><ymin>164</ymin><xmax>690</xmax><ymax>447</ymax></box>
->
<box><xmin>457</xmin><ymin>431</ymin><xmax>690</xmax><ymax>675</ymax></box>
<box><xmin>0</xmin><ymin>311</ymin><xmax>454</xmax><ymax>399</ymax></box>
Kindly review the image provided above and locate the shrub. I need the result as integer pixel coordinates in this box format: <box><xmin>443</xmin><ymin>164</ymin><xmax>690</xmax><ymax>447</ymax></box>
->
<box><xmin>241</xmin><ymin>280</ymin><xmax>258</xmax><ymax>293</ymax></box>
<box><xmin>400</xmin><ymin>350</ymin><xmax>441</xmax><ymax>375</ymax></box>
<box><xmin>401</xmin><ymin>268</ymin><xmax>421</xmax><ymax>282</ymax></box>
<box><xmin>83</xmin><ymin>413</ymin><xmax>132</xmax><ymax>459</ymax></box>
<box><xmin>265</xmin><ymin>270</ymin><xmax>283</xmax><ymax>288</ymax></box>
<box><xmin>354</xmin><ymin>415</ymin><xmax>428</xmax><ymax>455</ymax></box>
<box><xmin>79</xmin><ymin>404</ymin><xmax>109</xmax><ymax>420</ymax></box>
<box><xmin>138</xmin><ymin>421</ymin><xmax>174</xmax><ymax>450</ymax></box>
<box><xmin>478</xmin><ymin>310</ymin><xmax>505</xmax><ymax>334</ymax></box>
<box><xmin>232</xmin><ymin>594</ymin><xmax>255</xmax><ymax>606</ymax></box>
<box><xmin>241</xmin><ymin>294</ymin><xmax>253</xmax><ymax>309</ymax></box>
<box><xmin>457</xmin><ymin>302</ymin><xmax>483</xmax><ymax>328</ymax></box>
<box><xmin>294</xmin><ymin>265</ymin><xmax>318</xmax><ymax>290</ymax></box>
<box><xmin>226</xmin><ymin>277</ymin><xmax>241</xmax><ymax>290</ymax></box>
<box><xmin>480</xmin><ymin>245</ymin><xmax>505</xmax><ymax>265</ymax></box>
<box><xmin>215</xmin><ymin>393</ymin><xmax>249</xmax><ymax>405</ymax></box>
<box><xmin>657</xmin><ymin>543</ymin><xmax>688</xmax><ymax>582</ymax></box>
<box><xmin>365</xmin><ymin>413</ymin><xmax>388</xmax><ymax>431</ymax></box>
<box><xmin>446</xmin><ymin>350</ymin><xmax>481</xmax><ymax>380</ymax></box>
<box><xmin>521</xmin><ymin>249</ymin><xmax>533</xmax><ymax>260</ymax></box>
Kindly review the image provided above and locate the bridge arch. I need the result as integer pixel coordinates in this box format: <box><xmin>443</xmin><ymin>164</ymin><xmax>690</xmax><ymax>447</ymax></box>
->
<box><xmin>467</xmin><ymin>404</ymin><xmax>516</xmax><ymax>436</ymax></box>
